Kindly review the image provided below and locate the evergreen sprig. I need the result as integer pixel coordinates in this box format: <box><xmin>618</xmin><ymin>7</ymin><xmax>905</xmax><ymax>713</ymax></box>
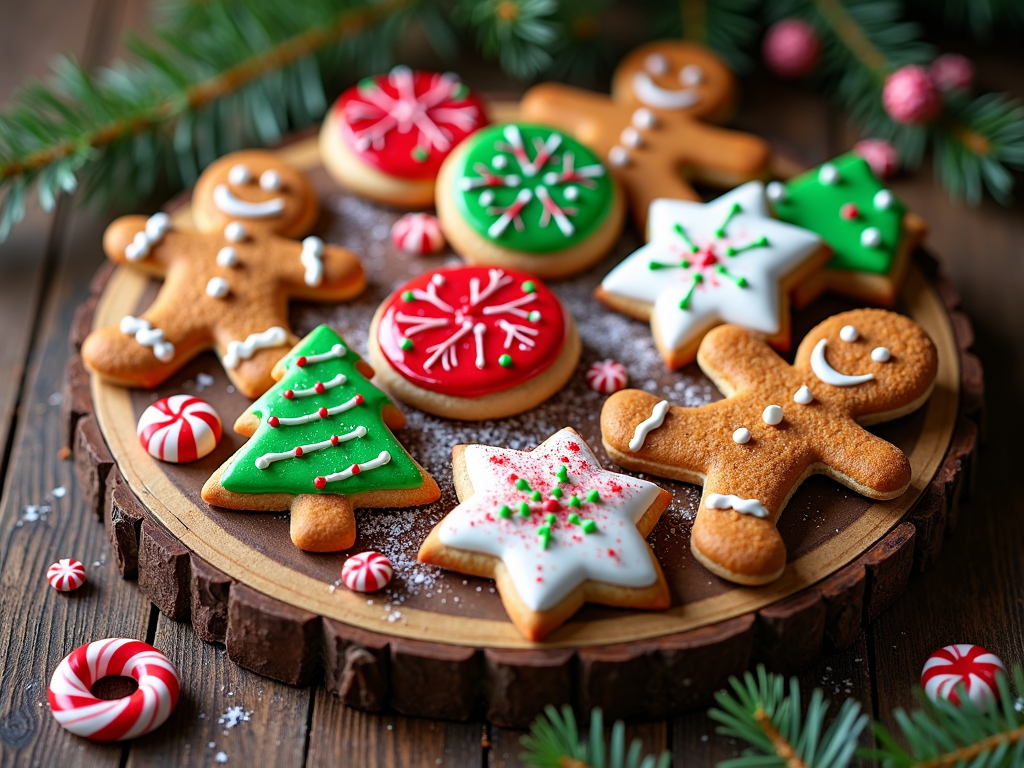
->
<box><xmin>520</xmin><ymin>705</ymin><xmax>671</xmax><ymax>768</ymax></box>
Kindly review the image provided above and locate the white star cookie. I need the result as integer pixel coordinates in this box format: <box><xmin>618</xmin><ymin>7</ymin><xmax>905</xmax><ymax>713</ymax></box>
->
<box><xmin>417</xmin><ymin>428</ymin><xmax>671</xmax><ymax>641</ymax></box>
<box><xmin>596</xmin><ymin>182</ymin><xmax>828</xmax><ymax>369</ymax></box>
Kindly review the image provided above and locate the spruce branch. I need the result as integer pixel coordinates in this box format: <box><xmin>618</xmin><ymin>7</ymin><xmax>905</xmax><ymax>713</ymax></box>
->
<box><xmin>520</xmin><ymin>705</ymin><xmax>671</xmax><ymax>768</ymax></box>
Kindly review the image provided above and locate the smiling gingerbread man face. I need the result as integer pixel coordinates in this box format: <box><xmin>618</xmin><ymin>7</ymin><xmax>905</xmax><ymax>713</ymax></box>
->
<box><xmin>600</xmin><ymin>308</ymin><xmax>938</xmax><ymax>586</ymax></box>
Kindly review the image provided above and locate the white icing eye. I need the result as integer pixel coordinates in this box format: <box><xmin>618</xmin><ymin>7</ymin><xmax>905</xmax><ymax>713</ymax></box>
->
<box><xmin>818</xmin><ymin>163</ymin><xmax>840</xmax><ymax>185</ymax></box>
<box><xmin>621</xmin><ymin>127</ymin><xmax>642</xmax><ymax>147</ymax></box>
<box><xmin>259</xmin><ymin>169</ymin><xmax>282</xmax><ymax>191</ymax></box>
<box><xmin>224</xmin><ymin>222</ymin><xmax>247</xmax><ymax>242</ymax></box>
<box><xmin>732</xmin><ymin>427</ymin><xmax>751</xmax><ymax>444</ymax></box>
<box><xmin>680</xmin><ymin>64</ymin><xmax>704</xmax><ymax>86</ymax></box>
<box><xmin>766</xmin><ymin>181</ymin><xmax>787</xmax><ymax>203</ymax></box>
<box><xmin>632</xmin><ymin>108</ymin><xmax>655</xmax><ymax>129</ymax></box>
<box><xmin>564</xmin><ymin>185</ymin><xmax>579</xmax><ymax>201</ymax></box>
<box><xmin>861</xmin><ymin>227</ymin><xmax>882</xmax><ymax>248</ymax></box>
<box><xmin>793</xmin><ymin>385</ymin><xmax>814</xmax><ymax>404</ymax></box>
<box><xmin>492</xmin><ymin>155</ymin><xmax>508</xmax><ymax>170</ymax></box>
<box><xmin>228</xmin><ymin>164</ymin><xmax>252</xmax><ymax>185</ymax></box>
<box><xmin>762</xmin><ymin>405</ymin><xmax>784</xmax><ymax>426</ymax></box>
<box><xmin>839</xmin><ymin>325</ymin><xmax>859</xmax><ymax>342</ymax></box>
<box><xmin>479</xmin><ymin>190</ymin><xmax>495</xmax><ymax>206</ymax></box>
<box><xmin>216</xmin><ymin>246</ymin><xmax>238</xmax><ymax>267</ymax></box>
<box><xmin>645</xmin><ymin>53</ymin><xmax>669</xmax><ymax>75</ymax></box>
<box><xmin>874</xmin><ymin>189</ymin><xmax>893</xmax><ymax>210</ymax></box>
<box><xmin>871</xmin><ymin>346</ymin><xmax>891</xmax><ymax>362</ymax></box>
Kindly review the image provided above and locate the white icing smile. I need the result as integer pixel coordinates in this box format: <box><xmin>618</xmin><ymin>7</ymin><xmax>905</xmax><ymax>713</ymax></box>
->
<box><xmin>213</xmin><ymin>184</ymin><xmax>286</xmax><ymax>219</ymax></box>
<box><xmin>810</xmin><ymin>338</ymin><xmax>875</xmax><ymax>387</ymax></box>
<box><xmin>631</xmin><ymin>72</ymin><xmax>700</xmax><ymax>110</ymax></box>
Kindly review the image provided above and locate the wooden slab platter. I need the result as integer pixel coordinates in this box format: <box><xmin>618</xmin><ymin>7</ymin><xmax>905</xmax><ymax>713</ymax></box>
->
<box><xmin>64</xmin><ymin>126</ymin><xmax>982</xmax><ymax>727</ymax></box>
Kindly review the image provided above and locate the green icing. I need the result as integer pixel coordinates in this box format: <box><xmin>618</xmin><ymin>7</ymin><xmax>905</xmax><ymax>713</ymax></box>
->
<box><xmin>219</xmin><ymin>325</ymin><xmax>423</xmax><ymax>497</ymax></box>
<box><xmin>451</xmin><ymin>122</ymin><xmax>615</xmax><ymax>254</ymax></box>
<box><xmin>769</xmin><ymin>152</ymin><xmax>905</xmax><ymax>274</ymax></box>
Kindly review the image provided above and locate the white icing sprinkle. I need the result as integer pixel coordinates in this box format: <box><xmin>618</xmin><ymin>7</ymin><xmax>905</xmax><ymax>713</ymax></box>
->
<box><xmin>766</xmin><ymin>181</ymin><xmax>786</xmax><ymax>202</ymax></box>
<box><xmin>839</xmin><ymin>325</ymin><xmax>859</xmax><ymax>342</ymax></box>
<box><xmin>793</xmin><ymin>385</ymin><xmax>814</xmax><ymax>405</ymax></box>
<box><xmin>621</xmin><ymin>127</ymin><xmax>642</xmax><ymax>148</ymax></box>
<box><xmin>608</xmin><ymin>146</ymin><xmax>630</xmax><ymax>167</ymax></box>
<box><xmin>206</xmin><ymin>277</ymin><xmax>230</xmax><ymax>299</ymax></box>
<box><xmin>216</xmin><ymin>246</ymin><xmax>239</xmax><ymax>267</ymax></box>
<box><xmin>224</xmin><ymin>222</ymin><xmax>247</xmax><ymax>242</ymax></box>
<box><xmin>706</xmin><ymin>493</ymin><xmax>770</xmax><ymax>519</ymax></box>
<box><xmin>564</xmin><ymin>185</ymin><xmax>579</xmax><ymax>201</ymax></box>
<box><xmin>732</xmin><ymin>427</ymin><xmax>751</xmax><ymax>444</ymax></box>
<box><xmin>861</xmin><ymin>227</ymin><xmax>882</xmax><ymax>248</ymax></box>
<box><xmin>479</xmin><ymin>190</ymin><xmax>494</xmax><ymax>206</ymax></box>
<box><xmin>632</xmin><ymin>108</ymin><xmax>655</xmax><ymax>129</ymax></box>
<box><xmin>762</xmin><ymin>404</ymin><xmax>783</xmax><ymax>425</ymax></box>
<box><xmin>871</xmin><ymin>346</ymin><xmax>891</xmax><ymax>362</ymax></box>
<box><xmin>874</xmin><ymin>189</ymin><xmax>893</xmax><ymax>210</ymax></box>
<box><xmin>629</xmin><ymin>400</ymin><xmax>670</xmax><ymax>451</ymax></box>
<box><xmin>819</xmin><ymin>163</ymin><xmax>840</xmax><ymax>185</ymax></box>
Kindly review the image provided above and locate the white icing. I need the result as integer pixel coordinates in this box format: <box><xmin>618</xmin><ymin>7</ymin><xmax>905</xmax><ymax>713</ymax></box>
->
<box><xmin>839</xmin><ymin>324</ymin><xmax>859</xmax><ymax>342</ymax></box>
<box><xmin>600</xmin><ymin>183</ymin><xmax>823</xmax><ymax>355</ymax></box>
<box><xmin>871</xmin><ymin>346</ymin><xmax>891</xmax><ymax>362</ymax></box>
<box><xmin>608</xmin><ymin>146</ymin><xmax>630</xmax><ymax>166</ymax></box>
<box><xmin>705</xmin><ymin>493</ymin><xmax>770</xmax><ymax>519</ymax></box>
<box><xmin>621</xmin><ymin>127</ymin><xmax>642</xmax><ymax>147</ymax></box>
<box><xmin>228</xmin><ymin>164</ymin><xmax>251</xmax><ymax>185</ymax></box>
<box><xmin>492</xmin><ymin>155</ymin><xmax>508</xmax><ymax>170</ymax></box>
<box><xmin>125</xmin><ymin>213</ymin><xmax>171</xmax><ymax>262</ymax></box>
<box><xmin>732</xmin><ymin>427</ymin><xmax>751</xmax><ymax>444</ymax></box>
<box><xmin>301</xmin><ymin>236</ymin><xmax>324</xmax><ymax>287</ymax></box>
<box><xmin>632</xmin><ymin>108</ymin><xmax>655</xmax><ymax>129</ymax></box>
<box><xmin>213</xmin><ymin>184</ymin><xmax>285</xmax><ymax>219</ymax></box>
<box><xmin>145</xmin><ymin>213</ymin><xmax>170</xmax><ymax>240</ymax></box>
<box><xmin>818</xmin><ymin>163</ymin><xmax>840</xmax><ymax>185</ymax></box>
<box><xmin>564</xmin><ymin>185</ymin><xmax>579</xmax><ymax>201</ymax></box>
<box><xmin>216</xmin><ymin>247</ymin><xmax>238</xmax><ymax>267</ymax></box>
<box><xmin>437</xmin><ymin>429</ymin><xmax>663</xmax><ymax>611</ymax></box>
<box><xmin>320</xmin><ymin>450</ymin><xmax>391</xmax><ymax>484</ymax></box>
<box><xmin>793</xmin><ymin>385</ymin><xmax>814</xmax><ymax>404</ymax></box>
<box><xmin>205</xmin><ymin>277</ymin><xmax>229</xmax><ymax>299</ymax></box>
<box><xmin>222</xmin><ymin>326</ymin><xmax>288</xmax><ymax>369</ymax></box>
<box><xmin>810</xmin><ymin>338</ymin><xmax>874</xmax><ymax>386</ymax></box>
<box><xmin>259</xmin><ymin>169</ymin><xmax>282</xmax><ymax>191</ymax></box>
<box><xmin>224</xmin><ymin>222</ymin><xmax>247</xmax><ymax>242</ymax></box>
<box><xmin>285</xmin><ymin>372</ymin><xmax>346</xmax><ymax>398</ymax></box>
<box><xmin>874</xmin><ymin>189</ymin><xmax>893</xmax><ymax>210</ymax></box>
<box><xmin>765</xmin><ymin>181</ymin><xmax>786</xmax><ymax>203</ymax></box>
<box><xmin>645</xmin><ymin>53</ymin><xmax>669</xmax><ymax>75</ymax></box>
<box><xmin>120</xmin><ymin>316</ymin><xmax>175</xmax><ymax>362</ymax></box>
<box><xmin>255</xmin><ymin>425</ymin><xmax>366</xmax><ymax>469</ymax></box>
<box><xmin>631</xmin><ymin>71</ymin><xmax>699</xmax><ymax>110</ymax></box>
<box><xmin>861</xmin><ymin>227</ymin><xmax>882</xmax><ymax>247</ymax></box>
<box><xmin>762</xmin><ymin>404</ymin><xmax>783</xmax><ymax>425</ymax></box>
<box><xmin>680</xmin><ymin>64</ymin><xmax>703</xmax><ymax>85</ymax></box>
<box><xmin>271</xmin><ymin>394</ymin><xmax>363</xmax><ymax>426</ymax></box>
<box><xmin>479</xmin><ymin>190</ymin><xmax>495</xmax><ymax>205</ymax></box>
<box><xmin>295</xmin><ymin>343</ymin><xmax>346</xmax><ymax>365</ymax></box>
<box><xmin>629</xmin><ymin>400</ymin><xmax>669</xmax><ymax>451</ymax></box>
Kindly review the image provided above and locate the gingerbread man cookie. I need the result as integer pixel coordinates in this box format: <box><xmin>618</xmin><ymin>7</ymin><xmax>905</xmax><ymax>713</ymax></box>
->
<box><xmin>521</xmin><ymin>41</ymin><xmax>771</xmax><ymax>231</ymax></box>
<box><xmin>601</xmin><ymin>308</ymin><xmax>937</xmax><ymax>585</ymax></box>
<box><xmin>418</xmin><ymin>428</ymin><xmax>671</xmax><ymax>641</ymax></box>
<box><xmin>82</xmin><ymin>151</ymin><xmax>366</xmax><ymax>398</ymax></box>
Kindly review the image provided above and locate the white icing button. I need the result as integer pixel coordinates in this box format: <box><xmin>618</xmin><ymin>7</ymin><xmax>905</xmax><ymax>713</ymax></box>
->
<box><xmin>871</xmin><ymin>346</ymin><xmax>891</xmax><ymax>362</ymax></box>
<box><xmin>645</xmin><ymin>53</ymin><xmax>668</xmax><ymax>75</ymax></box>
<box><xmin>492</xmin><ymin>155</ymin><xmax>508</xmax><ymax>170</ymax></box>
<box><xmin>479</xmin><ymin>190</ymin><xmax>495</xmax><ymax>206</ymax></box>
<box><xmin>839</xmin><ymin>324</ymin><xmax>859</xmax><ymax>342</ymax></box>
<box><xmin>228</xmin><ymin>164</ymin><xmax>251</xmax><ymax>185</ymax></box>
<box><xmin>608</xmin><ymin>146</ymin><xmax>630</xmax><ymax>167</ymax></box>
<box><xmin>217</xmin><ymin>246</ymin><xmax>239</xmax><ymax>267</ymax></box>
<box><xmin>874</xmin><ymin>189</ymin><xmax>893</xmax><ymax>210</ymax></box>
<box><xmin>632</xmin><ymin>108</ymin><xmax>655</xmax><ymax>129</ymax></box>
<box><xmin>259</xmin><ymin>169</ymin><xmax>282</xmax><ymax>191</ymax></box>
<box><xmin>224</xmin><ymin>222</ymin><xmax>247</xmax><ymax>242</ymax></box>
<box><xmin>861</xmin><ymin>227</ymin><xmax>882</xmax><ymax>248</ymax></box>
<box><xmin>766</xmin><ymin>181</ymin><xmax>787</xmax><ymax>202</ymax></box>
<box><xmin>732</xmin><ymin>427</ymin><xmax>751</xmax><ymax>444</ymax></box>
<box><xmin>819</xmin><ymin>163</ymin><xmax>840</xmax><ymax>185</ymax></box>
<box><xmin>206</xmin><ymin>277</ymin><xmax>230</xmax><ymax>299</ymax></box>
<box><xmin>680</xmin><ymin>64</ymin><xmax>703</xmax><ymax>86</ymax></box>
<box><xmin>621</xmin><ymin>127</ymin><xmax>642</xmax><ymax>148</ymax></box>
<box><xmin>793</xmin><ymin>385</ymin><xmax>814</xmax><ymax>405</ymax></box>
<box><xmin>762</xmin><ymin>404</ymin><xmax>784</xmax><ymax>426</ymax></box>
<box><xmin>564</xmin><ymin>185</ymin><xmax>579</xmax><ymax>201</ymax></box>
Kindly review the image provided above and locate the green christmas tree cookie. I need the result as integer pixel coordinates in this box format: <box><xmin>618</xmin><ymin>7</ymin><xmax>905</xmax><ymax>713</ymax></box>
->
<box><xmin>202</xmin><ymin>325</ymin><xmax>439</xmax><ymax>552</ymax></box>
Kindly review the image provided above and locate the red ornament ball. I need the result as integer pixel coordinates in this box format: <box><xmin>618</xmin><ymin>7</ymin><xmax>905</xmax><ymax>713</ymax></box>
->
<box><xmin>853</xmin><ymin>139</ymin><xmax>899</xmax><ymax>180</ymax></box>
<box><xmin>763</xmin><ymin>19</ymin><xmax>820</xmax><ymax>78</ymax></box>
<box><xmin>921</xmin><ymin>644</ymin><xmax>1006</xmax><ymax>711</ymax></box>
<box><xmin>883</xmin><ymin>65</ymin><xmax>941</xmax><ymax>125</ymax></box>
<box><xmin>930</xmin><ymin>53</ymin><xmax>974</xmax><ymax>92</ymax></box>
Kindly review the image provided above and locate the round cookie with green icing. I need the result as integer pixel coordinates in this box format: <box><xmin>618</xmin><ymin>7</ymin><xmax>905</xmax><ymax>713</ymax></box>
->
<box><xmin>436</xmin><ymin>122</ymin><xmax>626</xmax><ymax>279</ymax></box>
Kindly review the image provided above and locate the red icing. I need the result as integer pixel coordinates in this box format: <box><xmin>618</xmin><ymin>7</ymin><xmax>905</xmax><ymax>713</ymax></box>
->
<box><xmin>543</xmin><ymin>498</ymin><xmax>560</xmax><ymax>512</ymax></box>
<box><xmin>840</xmin><ymin>202</ymin><xmax>860</xmax><ymax>220</ymax></box>
<box><xmin>567</xmin><ymin>443</ymin><xmax>580</xmax><ymax>452</ymax></box>
<box><xmin>283</xmin><ymin>389</ymin><xmax>294</xmax><ymax>399</ymax></box>
<box><xmin>377</xmin><ymin>266</ymin><xmax>568</xmax><ymax>398</ymax></box>
<box><xmin>336</xmin><ymin>68</ymin><xmax>487</xmax><ymax>180</ymax></box>
<box><xmin>268</xmin><ymin>416</ymin><xmax>280</xmax><ymax>428</ymax></box>
<box><xmin>314</xmin><ymin>476</ymin><xmax>327</xmax><ymax>489</ymax></box>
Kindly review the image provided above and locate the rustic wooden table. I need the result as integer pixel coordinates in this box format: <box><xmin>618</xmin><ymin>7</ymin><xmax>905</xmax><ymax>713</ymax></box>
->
<box><xmin>1</xmin><ymin>2</ymin><xmax>1021</xmax><ymax>766</ymax></box>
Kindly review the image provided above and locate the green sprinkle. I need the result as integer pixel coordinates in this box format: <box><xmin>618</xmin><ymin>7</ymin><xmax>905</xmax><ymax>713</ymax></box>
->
<box><xmin>673</xmin><ymin>223</ymin><xmax>699</xmax><ymax>253</ymax></box>
<box><xmin>586</xmin><ymin>490</ymin><xmax>601</xmax><ymax>503</ymax></box>
<box><xmin>538</xmin><ymin>530</ymin><xmax>551</xmax><ymax>549</ymax></box>
<box><xmin>531</xmin><ymin>490</ymin><xmax>542</xmax><ymax>502</ymax></box>
<box><xmin>569</xmin><ymin>495</ymin><xmax>582</xmax><ymax>508</ymax></box>
<box><xmin>678</xmin><ymin>273</ymin><xmax>703</xmax><ymax>310</ymax></box>
<box><xmin>515</xmin><ymin>478</ymin><xmax>531</xmax><ymax>491</ymax></box>
<box><xmin>358</xmin><ymin>77</ymin><xmax>377</xmax><ymax>93</ymax></box>
<box><xmin>521</xmin><ymin>280</ymin><xmax>536</xmax><ymax>293</ymax></box>
<box><xmin>401</xmin><ymin>290</ymin><xmax>415</xmax><ymax>302</ymax></box>
<box><xmin>499</xmin><ymin>354</ymin><xmax>513</xmax><ymax>368</ymax></box>
<box><xmin>518</xmin><ymin>502</ymin><xmax>530</xmax><ymax>517</ymax></box>
<box><xmin>715</xmin><ymin>202</ymin><xmax>741</xmax><ymax>238</ymax></box>
<box><xmin>567</xmin><ymin>512</ymin><xmax>581</xmax><ymax>525</ymax></box>
<box><xmin>555</xmin><ymin>465</ymin><xmax>569</xmax><ymax>482</ymax></box>
<box><xmin>715</xmin><ymin>265</ymin><xmax>748</xmax><ymax>287</ymax></box>
<box><xmin>498</xmin><ymin>504</ymin><xmax>512</xmax><ymax>519</ymax></box>
<box><xmin>411</xmin><ymin>146</ymin><xmax>429</xmax><ymax>162</ymax></box>
<box><xmin>550</xmin><ymin>487</ymin><xmax>563</xmax><ymax>499</ymax></box>
<box><xmin>724</xmin><ymin>235</ymin><xmax>769</xmax><ymax>256</ymax></box>
<box><xmin>582</xmin><ymin>519</ymin><xmax>598</xmax><ymax>534</ymax></box>
<box><xmin>649</xmin><ymin>259</ymin><xmax>690</xmax><ymax>271</ymax></box>
<box><xmin>538</xmin><ymin>525</ymin><xmax>551</xmax><ymax>537</ymax></box>
<box><xmin>399</xmin><ymin>338</ymin><xmax>414</xmax><ymax>351</ymax></box>
<box><xmin>528</xmin><ymin>310</ymin><xmax>541</xmax><ymax>322</ymax></box>
<box><xmin>546</xmin><ymin>513</ymin><xmax>557</xmax><ymax>525</ymax></box>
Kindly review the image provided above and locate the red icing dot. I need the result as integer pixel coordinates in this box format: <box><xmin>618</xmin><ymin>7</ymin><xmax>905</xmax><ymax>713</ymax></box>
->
<box><xmin>567</xmin><ymin>442</ymin><xmax>580</xmax><ymax>452</ymax></box>
<box><xmin>314</xmin><ymin>382</ymin><xmax>325</xmax><ymax>394</ymax></box>
<box><xmin>840</xmin><ymin>202</ymin><xmax>860</xmax><ymax>220</ymax></box>
<box><xmin>330</xmin><ymin>435</ymin><xmax>339</xmax><ymax>446</ymax></box>
<box><xmin>296</xmin><ymin>356</ymin><xmax>307</xmax><ymax>367</ymax></box>
<box><xmin>697</xmin><ymin>248</ymin><xmax>718</xmax><ymax>268</ymax></box>
<box><xmin>283</xmin><ymin>389</ymin><xmax>295</xmax><ymax>400</ymax></box>
<box><xmin>543</xmin><ymin>499</ymin><xmax>560</xmax><ymax>512</ymax></box>
<box><xmin>489</xmin><ymin>455</ymin><xmax>506</xmax><ymax>465</ymax></box>
<box><xmin>294</xmin><ymin>446</ymin><xmax>304</xmax><ymax>457</ymax></box>
<box><xmin>268</xmin><ymin>416</ymin><xmax>280</xmax><ymax>428</ymax></box>
<box><xmin>509</xmin><ymin>473</ymin><xmax>519</xmax><ymax>483</ymax></box>
<box><xmin>351</xmin><ymin>464</ymin><xmax>361</xmax><ymax>475</ymax></box>
<box><xmin>318</xmin><ymin>407</ymin><xmax>329</xmax><ymax>418</ymax></box>
<box><xmin>314</xmin><ymin>476</ymin><xmax>326</xmax><ymax>489</ymax></box>
<box><xmin>609</xmin><ymin>482</ymin><xmax>622</xmax><ymax>493</ymax></box>
<box><xmin>354</xmin><ymin>394</ymin><xmax>364</xmax><ymax>405</ymax></box>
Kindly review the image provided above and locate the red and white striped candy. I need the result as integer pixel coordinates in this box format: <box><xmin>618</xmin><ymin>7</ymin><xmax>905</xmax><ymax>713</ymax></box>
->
<box><xmin>47</xmin><ymin>559</ymin><xmax>86</xmax><ymax>592</ymax></box>
<box><xmin>921</xmin><ymin>644</ymin><xmax>1006</xmax><ymax>711</ymax></box>
<box><xmin>341</xmin><ymin>551</ymin><xmax>393</xmax><ymax>592</ymax></box>
<box><xmin>137</xmin><ymin>394</ymin><xmax>222</xmax><ymax>463</ymax></box>
<box><xmin>391</xmin><ymin>213</ymin><xmax>445</xmax><ymax>255</ymax></box>
<box><xmin>585</xmin><ymin>359</ymin><xmax>628</xmax><ymax>395</ymax></box>
<box><xmin>48</xmin><ymin>638</ymin><xmax>180</xmax><ymax>741</ymax></box>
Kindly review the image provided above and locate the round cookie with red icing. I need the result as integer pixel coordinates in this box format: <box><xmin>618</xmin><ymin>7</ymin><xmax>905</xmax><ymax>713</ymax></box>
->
<box><xmin>319</xmin><ymin>67</ymin><xmax>488</xmax><ymax>208</ymax></box>
<box><xmin>368</xmin><ymin>265</ymin><xmax>580</xmax><ymax>420</ymax></box>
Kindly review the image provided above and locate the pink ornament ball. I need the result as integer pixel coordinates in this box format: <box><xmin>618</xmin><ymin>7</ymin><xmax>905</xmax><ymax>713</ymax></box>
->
<box><xmin>921</xmin><ymin>644</ymin><xmax>1006</xmax><ymax>712</ymax></box>
<box><xmin>853</xmin><ymin>139</ymin><xmax>899</xmax><ymax>180</ymax></box>
<box><xmin>585</xmin><ymin>359</ymin><xmax>628</xmax><ymax>395</ymax></box>
<box><xmin>47</xmin><ymin>559</ymin><xmax>86</xmax><ymax>592</ymax></box>
<box><xmin>930</xmin><ymin>53</ymin><xmax>974</xmax><ymax>92</ymax></box>
<box><xmin>883</xmin><ymin>65</ymin><xmax>942</xmax><ymax>125</ymax></box>
<box><xmin>763</xmin><ymin>19</ymin><xmax>820</xmax><ymax>79</ymax></box>
<box><xmin>391</xmin><ymin>212</ymin><xmax>446</xmax><ymax>256</ymax></box>
<box><xmin>342</xmin><ymin>551</ymin><xmax>393</xmax><ymax>593</ymax></box>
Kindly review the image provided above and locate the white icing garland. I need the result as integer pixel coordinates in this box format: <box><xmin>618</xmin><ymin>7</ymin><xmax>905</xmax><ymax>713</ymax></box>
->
<box><xmin>300</xmin><ymin>237</ymin><xmax>324</xmax><ymax>287</ymax></box>
<box><xmin>629</xmin><ymin>399</ymin><xmax>670</xmax><ymax>451</ymax></box>
<box><xmin>222</xmin><ymin>326</ymin><xmax>288</xmax><ymax>370</ymax></box>
<box><xmin>283</xmin><ymin>373</ymin><xmax>347</xmax><ymax>399</ymax></box>
<box><xmin>270</xmin><ymin>394</ymin><xmax>363</xmax><ymax>427</ymax></box>
<box><xmin>319</xmin><ymin>450</ymin><xmax>391</xmax><ymax>485</ymax></box>
<box><xmin>120</xmin><ymin>316</ymin><xmax>175</xmax><ymax>362</ymax></box>
<box><xmin>255</xmin><ymin>425</ymin><xmax>367</xmax><ymax>469</ymax></box>
<box><xmin>124</xmin><ymin>213</ymin><xmax>171</xmax><ymax>262</ymax></box>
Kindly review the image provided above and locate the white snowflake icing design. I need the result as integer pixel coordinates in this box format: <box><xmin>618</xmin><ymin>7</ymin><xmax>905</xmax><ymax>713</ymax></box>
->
<box><xmin>437</xmin><ymin>429</ymin><xmax>663</xmax><ymax>611</ymax></box>
<box><xmin>458</xmin><ymin>125</ymin><xmax>606</xmax><ymax>238</ymax></box>
<box><xmin>601</xmin><ymin>182</ymin><xmax>823</xmax><ymax>353</ymax></box>
<box><xmin>345</xmin><ymin>66</ymin><xmax>479</xmax><ymax>154</ymax></box>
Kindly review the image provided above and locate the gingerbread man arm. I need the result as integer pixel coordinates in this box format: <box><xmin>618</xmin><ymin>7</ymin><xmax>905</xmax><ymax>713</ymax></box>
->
<box><xmin>696</xmin><ymin>324</ymin><xmax>793</xmax><ymax>397</ymax></box>
<box><xmin>103</xmin><ymin>215</ymin><xmax>175</xmax><ymax>276</ymax></box>
<box><xmin>520</xmin><ymin>83</ymin><xmax>624</xmax><ymax>153</ymax></box>
<box><xmin>816</xmin><ymin>421</ymin><xmax>911</xmax><ymax>498</ymax></box>
<box><xmin>270</xmin><ymin>237</ymin><xmax>366</xmax><ymax>301</ymax></box>
<box><xmin>673</xmin><ymin>120</ymin><xmax>771</xmax><ymax>189</ymax></box>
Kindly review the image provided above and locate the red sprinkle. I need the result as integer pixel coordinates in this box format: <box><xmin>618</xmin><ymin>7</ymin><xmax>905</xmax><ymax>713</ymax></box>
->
<box><xmin>351</xmin><ymin>464</ymin><xmax>361</xmax><ymax>475</ymax></box>
<box><xmin>318</xmin><ymin>407</ymin><xmax>329</xmax><ymax>418</ymax></box>
<box><xmin>294</xmin><ymin>447</ymin><xmax>303</xmax><ymax>457</ymax></box>
<box><xmin>268</xmin><ymin>416</ymin><xmax>280</xmax><ymax>428</ymax></box>
<box><xmin>330</xmin><ymin>435</ymin><xmax>339</xmax><ymax>446</ymax></box>
<box><xmin>296</xmin><ymin>356</ymin><xmax>307</xmax><ymax>367</ymax></box>
<box><xmin>840</xmin><ymin>202</ymin><xmax>859</xmax><ymax>220</ymax></box>
<box><xmin>314</xmin><ymin>382</ymin><xmax>325</xmax><ymax>394</ymax></box>
<box><xmin>543</xmin><ymin>499</ymin><xmax>560</xmax><ymax>512</ymax></box>
<box><xmin>354</xmin><ymin>394</ymin><xmax>365</xmax><ymax>405</ymax></box>
<box><xmin>283</xmin><ymin>389</ymin><xmax>294</xmax><ymax>400</ymax></box>
<box><xmin>568</xmin><ymin>442</ymin><xmax>580</xmax><ymax>452</ymax></box>
<box><xmin>314</xmin><ymin>476</ymin><xmax>327</xmax><ymax>489</ymax></box>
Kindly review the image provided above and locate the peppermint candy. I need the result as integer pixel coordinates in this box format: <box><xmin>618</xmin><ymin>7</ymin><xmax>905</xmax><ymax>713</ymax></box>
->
<box><xmin>341</xmin><ymin>551</ymin><xmax>393</xmax><ymax>592</ymax></box>
<box><xmin>47</xmin><ymin>559</ymin><xmax>86</xmax><ymax>592</ymax></box>
<box><xmin>137</xmin><ymin>394</ymin><xmax>222</xmax><ymax>463</ymax></box>
<box><xmin>391</xmin><ymin>213</ymin><xmax>446</xmax><ymax>255</ymax></box>
<box><xmin>921</xmin><ymin>644</ymin><xmax>1006</xmax><ymax>711</ymax></box>
<box><xmin>48</xmin><ymin>638</ymin><xmax>180</xmax><ymax>741</ymax></box>
<box><xmin>585</xmin><ymin>359</ymin><xmax>628</xmax><ymax>394</ymax></box>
